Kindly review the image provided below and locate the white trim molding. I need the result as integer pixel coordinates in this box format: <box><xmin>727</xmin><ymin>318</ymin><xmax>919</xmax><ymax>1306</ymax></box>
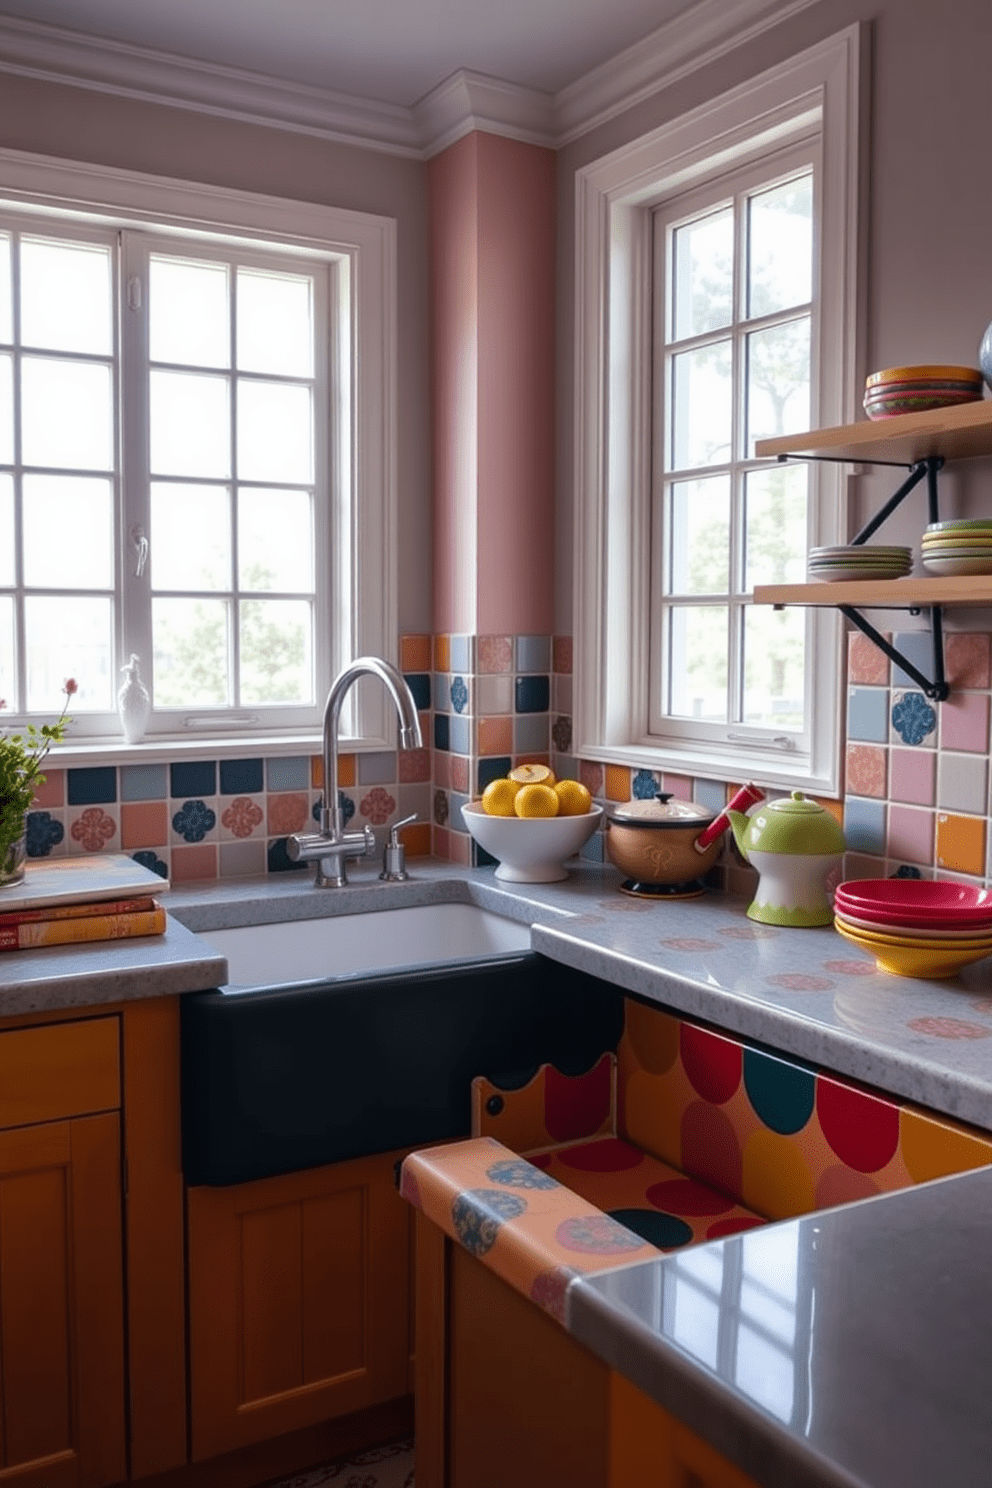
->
<box><xmin>572</xmin><ymin>25</ymin><xmax>868</xmax><ymax>798</ymax></box>
<box><xmin>0</xmin><ymin>1</ymin><xmax>822</xmax><ymax>159</ymax></box>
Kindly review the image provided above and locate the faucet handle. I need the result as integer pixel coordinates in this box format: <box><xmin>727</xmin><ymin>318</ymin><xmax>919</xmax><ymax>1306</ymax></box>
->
<box><xmin>380</xmin><ymin>813</ymin><xmax>418</xmax><ymax>881</ymax></box>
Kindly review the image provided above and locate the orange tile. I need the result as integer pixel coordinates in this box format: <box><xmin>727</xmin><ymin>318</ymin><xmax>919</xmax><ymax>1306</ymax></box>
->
<box><xmin>338</xmin><ymin>753</ymin><xmax>356</xmax><ymax>788</ymax></box>
<box><xmin>434</xmin><ymin>634</ymin><xmax>450</xmax><ymax>673</ymax></box>
<box><xmin>32</xmin><ymin>769</ymin><xmax>64</xmax><ymax>808</ymax></box>
<box><xmin>813</xmin><ymin>796</ymin><xmax>845</xmax><ymax>825</ymax></box>
<box><xmin>121</xmin><ymin>801</ymin><xmax>169</xmax><ymax>850</ymax></box>
<box><xmin>401</xmin><ymin>633</ymin><xmax>432</xmax><ymax>672</ymax></box>
<box><xmin>605</xmin><ymin>764</ymin><xmax>631</xmax><ymax>802</ymax></box>
<box><xmin>400</xmin><ymin>821</ymin><xmax>432</xmax><ymax>858</ymax></box>
<box><xmin>936</xmin><ymin>813</ymin><xmax>986</xmax><ymax>877</ymax></box>
<box><xmin>267</xmin><ymin>792</ymin><xmax>309</xmax><ymax>836</ymax></box>
<box><xmin>310</xmin><ymin>754</ymin><xmax>323</xmax><ymax>788</ymax></box>
<box><xmin>434</xmin><ymin>826</ymin><xmax>450</xmax><ymax>861</ymax></box>
<box><xmin>171</xmin><ymin>844</ymin><xmax>217</xmax><ymax>883</ymax></box>
<box><xmin>478</xmin><ymin>716</ymin><xmax>513</xmax><ymax>755</ymax></box>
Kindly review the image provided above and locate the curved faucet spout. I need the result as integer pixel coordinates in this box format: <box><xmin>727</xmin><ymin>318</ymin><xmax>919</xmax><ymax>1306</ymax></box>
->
<box><xmin>322</xmin><ymin>656</ymin><xmax>423</xmax><ymax>838</ymax></box>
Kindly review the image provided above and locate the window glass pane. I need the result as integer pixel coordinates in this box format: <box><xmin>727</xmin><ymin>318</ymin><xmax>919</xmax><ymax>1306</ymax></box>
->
<box><xmin>23</xmin><ymin>475</ymin><xmax>113</xmax><ymax>589</ymax></box>
<box><xmin>672</xmin><ymin>209</ymin><xmax>733</xmax><ymax>340</ymax></box>
<box><xmin>237</xmin><ymin>269</ymin><xmax>314</xmax><ymax>377</ymax></box>
<box><xmin>149</xmin><ymin>256</ymin><xmax>230</xmax><ymax>369</ymax></box>
<box><xmin>670</xmin><ymin>341</ymin><xmax>731</xmax><ymax>470</ymax></box>
<box><xmin>668</xmin><ymin>605</ymin><xmax>727</xmax><ymax>721</ymax></box>
<box><xmin>745</xmin><ymin>317</ymin><xmax>810</xmax><ymax>454</ymax></box>
<box><xmin>0</xmin><ymin>595</ymin><xmax>12</xmax><ymax>705</ymax></box>
<box><xmin>748</xmin><ymin>176</ymin><xmax>812</xmax><ymax>318</ymax></box>
<box><xmin>670</xmin><ymin>1275</ymin><xmax>720</xmax><ymax>1370</ymax></box>
<box><xmin>0</xmin><ymin>234</ymin><xmax>10</xmax><ymax>345</ymax></box>
<box><xmin>150</xmin><ymin>483</ymin><xmax>231</xmax><ymax>591</ymax></box>
<box><xmin>21</xmin><ymin>238</ymin><xmax>112</xmax><ymax>356</ymax></box>
<box><xmin>667</xmin><ymin>475</ymin><xmax>729</xmax><ymax>595</ymax></box>
<box><xmin>0</xmin><ymin>356</ymin><xmax>11</xmax><ymax>465</ymax></box>
<box><xmin>735</xmin><ymin>1324</ymin><xmax>794</xmax><ymax>1423</ymax></box>
<box><xmin>744</xmin><ymin>465</ymin><xmax>808</xmax><ymax>590</ymax></box>
<box><xmin>239</xmin><ymin>598</ymin><xmax>312</xmax><ymax>705</ymax></box>
<box><xmin>21</xmin><ymin>357</ymin><xmax>113</xmax><ymax>471</ymax></box>
<box><xmin>0</xmin><ymin>473</ymin><xmax>12</xmax><ymax>587</ymax></box>
<box><xmin>237</xmin><ymin>381</ymin><xmax>313</xmax><ymax>484</ymax></box>
<box><xmin>742</xmin><ymin>605</ymin><xmax>805</xmax><ymax>730</ymax></box>
<box><xmin>238</xmin><ymin>487</ymin><xmax>313</xmax><ymax>592</ymax></box>
<box><xmin>153</xmin><ymin>597</ymin><xmax>230</xmax><ymax>706</ymax></box>
<box><xmin>150</xmin><ymin>370</ymin><xmax>230</xmax><ymax>479</ymax></box>
<box><xmin>25</xmin><ymin>595</ymin><xmax>113</xmax><ymax>711</ymax></box>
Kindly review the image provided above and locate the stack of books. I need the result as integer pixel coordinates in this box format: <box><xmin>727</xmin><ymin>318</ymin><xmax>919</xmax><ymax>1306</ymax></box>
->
<box><xmin>0</xmin><ymin>855</ymin><xmax>169</xmax><ymax>953</ymax></box>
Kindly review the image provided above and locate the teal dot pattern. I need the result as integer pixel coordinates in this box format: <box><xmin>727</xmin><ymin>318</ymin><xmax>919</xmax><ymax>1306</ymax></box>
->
<box><xmin>743</xmin><ymin>1047</ymin><xmax>816</xmax><ymax>1134</ymax></box>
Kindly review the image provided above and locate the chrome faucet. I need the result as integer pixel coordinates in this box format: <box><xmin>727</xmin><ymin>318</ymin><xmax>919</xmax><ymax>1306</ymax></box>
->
<box><xmin>287</xmin><ymin>656</ymin><xmax>423</xmax><ymax>887</ymax></box>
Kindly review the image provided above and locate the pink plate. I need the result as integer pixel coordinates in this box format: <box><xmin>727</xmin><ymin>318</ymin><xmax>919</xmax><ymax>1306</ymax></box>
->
<box><xmin>834</xmin><ymin>878</ymin><xmax>992</xmax><ymax>926</ymax></box>
<box><xmin>834</xmin><ymin>908</ymin><xmax>992</xmax><ymax>942</ymax></box>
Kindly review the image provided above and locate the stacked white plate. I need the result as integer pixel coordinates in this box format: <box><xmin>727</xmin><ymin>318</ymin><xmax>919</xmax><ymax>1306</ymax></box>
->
<box><xmin>807</xmin><ymin>544</ymin><xmax>912</xmax><ymax>583</ymax></box>
<box><xmin>921</xmin><ymin>520</ymin><xmax>992</xmax><ymax>576</ymax></box>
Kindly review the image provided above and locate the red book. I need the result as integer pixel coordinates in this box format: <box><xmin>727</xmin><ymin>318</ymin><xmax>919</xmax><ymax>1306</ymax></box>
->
<box><xmin>0</xmin><ymin>904</ymin><xmax>167</xmax><ymax>952</ymax></box>
<box><xmin>0</xmin><ymin>895</ymin><xmax>159</xmax><ymax>930</ymax></box>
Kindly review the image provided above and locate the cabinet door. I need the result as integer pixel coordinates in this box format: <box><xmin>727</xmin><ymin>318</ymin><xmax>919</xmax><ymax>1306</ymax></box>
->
<box><xmin>187</xmin><ymin>1150</ymin><xmax>411</xmax><ymax>1461</ymax></box>
<box><xmin>0</xmin><ymin>1114</ymin><xmax>126</xmax><ymax>1488</ymax></box>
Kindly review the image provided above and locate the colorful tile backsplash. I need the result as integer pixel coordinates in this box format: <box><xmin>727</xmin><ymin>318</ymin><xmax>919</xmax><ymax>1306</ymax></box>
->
<box><xmin>26</xmin><ymin>625</ymin><xmax>992</xmax><ymax>886</ymax></box>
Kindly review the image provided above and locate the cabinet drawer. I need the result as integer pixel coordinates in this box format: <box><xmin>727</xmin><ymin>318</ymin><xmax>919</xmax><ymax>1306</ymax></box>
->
<box><xmin>0</xmin><ymin>1018</ymin><xmax>120</xmax><ymax>1128</ymax></box>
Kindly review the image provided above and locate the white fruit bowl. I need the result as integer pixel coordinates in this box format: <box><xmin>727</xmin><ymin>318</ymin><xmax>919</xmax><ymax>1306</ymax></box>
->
<box><xmin>461</xmin><ymin>802</ymin><xmax>603</xmax><ymax>882</ymax></box>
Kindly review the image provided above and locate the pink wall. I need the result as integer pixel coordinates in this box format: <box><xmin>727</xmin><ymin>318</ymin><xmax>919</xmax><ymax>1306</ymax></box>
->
<box><xmin>429</xmin><ymin>132</ymin><xmax>556</xmax><ymax>637</ymax></box>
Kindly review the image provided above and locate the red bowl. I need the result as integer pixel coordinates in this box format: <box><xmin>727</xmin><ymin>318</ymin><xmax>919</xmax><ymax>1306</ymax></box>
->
<box><xmin>834</xmin><ymin>878</ymin><xmax>992</xmax><ymax>926</ymax></box>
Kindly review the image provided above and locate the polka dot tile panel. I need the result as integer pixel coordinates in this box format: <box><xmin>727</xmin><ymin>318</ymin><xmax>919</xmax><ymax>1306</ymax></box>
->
<box><xmin>617</xmin><ymin>999</ymin><xmax>992</xmax><ymax>1221</ymax></box>
<box><xmin>471</xmin><ymin>1054</ymin><xmax>616</xmax><ymax>1152</ymax></box>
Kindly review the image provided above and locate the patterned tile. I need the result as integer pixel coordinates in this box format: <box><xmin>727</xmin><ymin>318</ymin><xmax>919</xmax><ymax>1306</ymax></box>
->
<box><xmin>478</xmin><ymin>635</ymin><xmax>512</xmax><ymax>674</ymax></box>
<box><xmin>219</xmin><ymin>796</ymin><xmax>265</xmax><ymax>840</ymax></box>
<box><xmin>68</xmin><ymin>806</ymin><xmax>118</xmax><ymax>854</ymax></box>
<box><xmin>944</xmin><ymin>632</ymin><xmax>991</xmax><ymax>690</ymax></box>
<box><xmin>845</xmin><ymin>744</ymin><xmax>887</xmax><ymax>798</ymax></box>
<box><xmin>847</xmin><ymin>629</ymin><xmax>889</xmax><ymax>686</ymax></box>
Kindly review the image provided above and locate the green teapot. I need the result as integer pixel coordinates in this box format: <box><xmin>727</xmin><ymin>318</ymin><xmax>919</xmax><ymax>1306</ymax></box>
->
<box><xmin>727</xmin><ymin>791</ymin><xmax>845</xmax><ymax>927</ymax></box>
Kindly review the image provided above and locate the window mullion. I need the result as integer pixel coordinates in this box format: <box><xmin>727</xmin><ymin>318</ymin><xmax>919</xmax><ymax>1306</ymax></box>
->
<box><xmin>118</xmin><ymin>229</ymin><xmax>152</xmax><ymax>712</ymax></box>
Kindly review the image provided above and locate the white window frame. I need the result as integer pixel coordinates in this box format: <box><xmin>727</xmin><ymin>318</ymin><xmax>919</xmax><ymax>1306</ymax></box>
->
<box><xmin>0</xmin><ymin>147</ymin><xmax>398</xmax><ymax>760</ymax></box>
<box><xmin>573</xmin><ymin>26</ymin><xmax>866</xmax><ymax>796</ymax></box>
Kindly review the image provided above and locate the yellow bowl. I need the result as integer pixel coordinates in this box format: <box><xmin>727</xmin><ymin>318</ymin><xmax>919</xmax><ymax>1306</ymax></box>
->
<box><xmin>866</xmin><ymin>364</ymin><xmax>984</xmax><ymax>388</ymax></box>
<box><xmin>834</xmin><ymin>919</ymin><xmax>992</xmax><ymax>978</ymax></box>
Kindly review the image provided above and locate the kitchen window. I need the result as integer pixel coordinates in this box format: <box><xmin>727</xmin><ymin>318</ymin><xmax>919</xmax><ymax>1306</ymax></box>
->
<box><xmin>573</xmin><ymin>26</ymin><xmax>865</xmax><ymax>795</ymax></box>
<box><xmin>0</xmin><ymin>150</ymin><xmax>397</xmax><ymax>752</ymax></box>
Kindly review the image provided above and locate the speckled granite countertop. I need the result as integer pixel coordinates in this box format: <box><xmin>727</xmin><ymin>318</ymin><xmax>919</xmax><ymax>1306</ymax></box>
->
<box><xmin>3</xmin><ymin>857</ymin><xmax>991</xmax><ymax>1130</ymax></box>
<box><xmin>567</xmin><ymin>1166</ymin><xmax>992</xmax><ymax>1488</ymax></box>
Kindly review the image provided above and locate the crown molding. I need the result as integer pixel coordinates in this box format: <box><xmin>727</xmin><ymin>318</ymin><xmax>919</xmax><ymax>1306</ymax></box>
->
<box><xmin>0</xmin><ymin>1</ymin><xmax>822</xmax><ymax>160</ymax></box>
<box><xmin>554</xmin><ymin>0</ymin><xmax>821</xmax><ymax>144</ymax></box>
<box><xmin>0</xmin><ymin>14</ymin><xmax>423</xmax><ymax>157</ymax></box>
<box><xmin>414</xmin><ymin>70</ymin><xmax>554</xmax><ymax>157</ymax></box>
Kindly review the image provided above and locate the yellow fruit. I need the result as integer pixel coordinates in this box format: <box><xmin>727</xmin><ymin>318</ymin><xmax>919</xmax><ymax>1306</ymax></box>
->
<box><xmin>514</xmin><ymin>783</ymin><xmax>560</xmax><ymax>818</ymax></box>
<box><xmin>509</xmin><ymin>763</ymin><xmax>556</xmax><ymax>787</ymax></box>
<box><xmin>481</xmin><ymin>778</ymin><xmax>522</xmax><ymax>816</ymax></box>
<box><xmin>554</xmin><ymin>779</ymin><xmax>592</xmax><ymax>816</ymax></box>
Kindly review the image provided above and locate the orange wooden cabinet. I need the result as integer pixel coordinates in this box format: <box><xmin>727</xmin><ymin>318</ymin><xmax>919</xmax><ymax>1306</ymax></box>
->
<box><xmin>0</xmin><ymin>1018</ymin><xmax>126</xmax><ymax>1487</ymax></box>
<box><xmin>186</xmin><ymin>1147</ymin><xmax>413</xmax><ymax>1461</ymax></box>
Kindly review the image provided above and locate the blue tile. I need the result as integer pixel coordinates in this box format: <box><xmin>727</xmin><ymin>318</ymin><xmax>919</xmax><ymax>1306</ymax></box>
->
<box><xmin>171</xmin><ymin>761</ymin><xmax>216</xmax><ymax>798</ymax></box>
<box><xmin>478</xmin><ymin>756</ymin><xmax>511</xmax><ymax>792</ymax></box>
<box><xmin>266</xmin><ymin>756</ymin><xmax>308</xmax><ymax>791</ymax></box>
<box><xmin>450</xmin><ymin>635</ymin><xmax>473</xmax><ymax>673</ymax></box>
<box><xmin>516</xmin><ymin>635</ymin><xmax>551</xmax><ymax>673</ymax></box>
<box><xmin>26</xmin><ymin>811</ymin><xmax>63</xmax><ymax>857</ymax></box>
<box><xmin>473</xmin><ymin>841</ymin><xmax>499</xmax><ymax>869</ymax></box>
<box><xmin>693</xmin><ymin>777</ymin><xmax>727</xmax><ymax>813</ymax></box>
<box><xmin>450</xmin><ymin>676</ymin><xmax>469</xmax><ymax>714</ymax></box>
<box><xmin>843</xmin><ymin>796</ymin><xmax>887</xmax><ymax>856</ymax></box>
<box><xmin>891</xmin><ymin>630</ymin><xmax>937</xmax><ymax>690</ymax></box>
<box><xmin>554</xmin><ymin>753</ymin><xmax>579</xmax><ymax>780</ymax></box>
<box><xmin>847</xmin><ymin>687</ymin><xmax>889</xmax><ymax>744</ymax></box>
<box><xmin>515</xmin><ymin>675</ymin><xmax>550</xmax><ymax>714</ymax></box>
<box><xmin>581</xmin><ymin>830</ymin><xmax>605</xmax><ymax>863</ymax></box>
<box><xmin>891</xmin><ymin>690</ymin><xmax>936</xmax><ymax>746</ymax></box>
<box><xmin>433</xmin><ymin>714</ymin><xmax>450</xmax><ymax>752</ymax></box>
<box><xmin>267</xmin><ymin>837</ymin><xmax>308</xmax><ymax>873</ymax></box>
<box><xmin>132</xmin><ymin>849</ymin><xmax>168</xmax><ymax>879</ymax></box>
<box><xmin>121</xmin><ymin>763</ymin><xmax>167</xmax><ymax>801</ymax></box>
<box><xmin>404</xmin><ymin>672</ymin><xmax>431</xmax><ymax>710</ymax></box>
<box><xmin>68</xmin><ymin>766</ymin><xmax>117</xmax><ymax>805</ymax></box>
<box><xmin>450</xmin><ymin>791</ymin><xmax>470</xmax><ymax>828</ymax></box>
<box><xmin>515</xmin><ymin>713</ymin><xmax>549</xmax><ymax>753</ymax></box>
<box><xmin>358</xmin><ymin>751</ymin><xmax>397</xmax><ymax>785</ymax></box>
<box><xmin>449</xmin><ymin>714</ymin><xmax>471</xmax><ymax>754</ymax></box>
<box><xmin>434</xmin><ymin>674</ymin><xmax>451</xmax><ymax>713</ymax></box>
<box><xmin>219</xmin><ymin>757</ymin><xmax>264</xmax><ymax>795</ymax></box>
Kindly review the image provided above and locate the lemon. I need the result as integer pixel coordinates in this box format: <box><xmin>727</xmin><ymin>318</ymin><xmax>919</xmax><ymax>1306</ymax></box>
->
<box><xmin>554</xmin><ymin>779</ymin><xmax>592</xmax><ymax>816</ymax></box>
<box><xmin>481</xmin><ymin>778</ymin><xmax>521</xmax><ymax>816</ymax></box>
<box><xmin>514</xmin><ymin>783</ymin><xmax>560</xmax><ymax>818</ymax></box>
<box><xmin>509</xmin><ymin>763</ymin><xmax>556</xmax><ymax>787</ymax></box>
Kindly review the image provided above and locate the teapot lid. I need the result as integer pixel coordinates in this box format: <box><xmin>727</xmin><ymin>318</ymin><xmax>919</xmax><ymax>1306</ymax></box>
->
<box><xmin>608</xmin><ymin>792</ymin><xmax>716</xmax><ymax>829</ymax></box>
<box><xmin>767</xmin><ymin>791</ymin><xmax>826</xmax><ymax>815</ymax></box>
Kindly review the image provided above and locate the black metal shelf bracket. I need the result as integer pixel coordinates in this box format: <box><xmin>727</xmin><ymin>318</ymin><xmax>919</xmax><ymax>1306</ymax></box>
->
<box><xmin>774</xmin><ymin>452</ymin><xmax>951</xmax><ymax>699</ymax></box>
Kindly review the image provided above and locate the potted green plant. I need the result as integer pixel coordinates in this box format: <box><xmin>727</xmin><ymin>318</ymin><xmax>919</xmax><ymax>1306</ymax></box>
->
<box><xmin>0</xmin><ymin>681</ymin><xmax>76</xmax><ymax>887</ymax></box>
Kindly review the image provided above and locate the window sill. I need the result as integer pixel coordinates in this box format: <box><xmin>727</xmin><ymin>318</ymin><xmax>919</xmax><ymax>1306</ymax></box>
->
<box><xmin>577</xmin><ymin>740</ymin><xmax>838</xmax><ymax>799</ymax></box>
<box><xmin>40</xmin><ymin>731</ymin><xmax>330</xmax><ymax>771</ymax></box>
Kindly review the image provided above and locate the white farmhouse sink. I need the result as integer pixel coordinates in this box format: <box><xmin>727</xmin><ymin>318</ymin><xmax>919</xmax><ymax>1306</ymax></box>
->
<box><xmin>197</xmin><ymin>902</ymin><xmax>532</xmax><ymax>987</ymax></box>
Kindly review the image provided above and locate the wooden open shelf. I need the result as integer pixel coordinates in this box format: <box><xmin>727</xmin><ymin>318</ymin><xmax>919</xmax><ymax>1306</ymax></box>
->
<box><xmin>754</xmin><ymin>397</ymin><xmax>992</xmax><ymax>466</ymax></box>
<box><xmin>754</xmin><ymin>574</ymin><xmax>992</xmax><ymax>609</ymax></box>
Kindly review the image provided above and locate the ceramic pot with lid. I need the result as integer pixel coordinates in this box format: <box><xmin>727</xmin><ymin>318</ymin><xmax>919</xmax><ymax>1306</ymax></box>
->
<box><xmin>605</xmin><ymin>784</ymin><xmax>763</xmax><ymax>898</ymax></box>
